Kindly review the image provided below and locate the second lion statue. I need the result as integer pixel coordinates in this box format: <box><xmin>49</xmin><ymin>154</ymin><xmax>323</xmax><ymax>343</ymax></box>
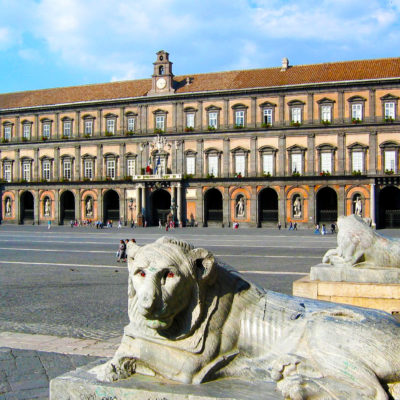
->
<box><xmin>93</xmin><ymin>236</ymin><xmax>400</xmax><ymax>400</ymax></box>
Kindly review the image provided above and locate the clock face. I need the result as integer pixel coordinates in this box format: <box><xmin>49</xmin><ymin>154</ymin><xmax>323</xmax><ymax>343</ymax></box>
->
<box><xmin>156</xmin><ymin>78</ymin><xmax>167</xmax><ymax>89</ymax></box>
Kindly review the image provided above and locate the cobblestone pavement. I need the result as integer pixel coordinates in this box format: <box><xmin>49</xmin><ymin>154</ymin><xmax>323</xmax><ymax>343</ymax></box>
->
<box><xmin>0</xmin><ymin>347</ymin><xmax>99</xmax><ymax>400</ymax></box>
<box><xmin>1</xmin><ymin>225</ymin><xmax>399</xmax><ymax>399</ymax></box>
<box><xmin>0</xmin><ymin>331</ymin><xmax>119</xmax><ymax>399</ymax></box>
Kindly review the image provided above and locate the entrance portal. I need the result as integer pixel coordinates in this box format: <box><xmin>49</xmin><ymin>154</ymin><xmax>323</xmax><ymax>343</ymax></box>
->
<box><xmin>258</xmin><ymin>188</ymin><xmax>278</xmax><ymax>226</ymax></box>
<box><xmin>204</xmin><ymin>189</ymin><xmax>223</xmax><ymax>226</ymax></box>
<box><xmin>60</xmin><ymin>191</ymin><xmax>75</xmax><ymax>224</ymax></box>
<box><xmin>316</xmin><ymin>187</ymin><xmax>337</xmax><ymax>224</ymax></box>
<box><xmin>20</xmin><ymin>191</ymin><xmax>34</xmax><ymax>224</ymax></box>
<box><xmin>151</xmin><ymin>189</ymin><xmax>171</xmax><ymax>226</ymax></box>
<box><xmin>379</xmin><ymin>186</ymin><xmax>400</xmax><ymax>228</ymax></box>
<box><xmin>103</xmin><ymin>190</ymin><xmax>120</xmax><ymax>223</ymax></box>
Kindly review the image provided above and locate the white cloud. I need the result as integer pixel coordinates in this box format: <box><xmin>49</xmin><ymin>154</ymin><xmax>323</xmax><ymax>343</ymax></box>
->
<box><xmin>251</xmin><ymin>0</ymin><xmax>399</xmax><ymax>42</ymax></box>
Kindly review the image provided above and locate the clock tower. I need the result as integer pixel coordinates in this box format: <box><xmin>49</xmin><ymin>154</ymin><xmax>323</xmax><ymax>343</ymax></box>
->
<box><xmin>148</xmin><ymin>50</ymin><xmax>175</xmax><ymax>96</ymax></box>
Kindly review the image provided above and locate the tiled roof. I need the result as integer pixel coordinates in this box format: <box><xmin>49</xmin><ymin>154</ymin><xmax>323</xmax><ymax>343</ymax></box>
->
<box><xmin>1</xmin><ymin>57</ymin><xmax>400</xmax><ymax>110</ymax></box>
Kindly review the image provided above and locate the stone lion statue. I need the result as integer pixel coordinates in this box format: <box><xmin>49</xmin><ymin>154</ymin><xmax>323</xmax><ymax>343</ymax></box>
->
<box><xmin>322</xmin><ymin>214</ymin><xmax>400</xmax><ymax>268</ymax></box>
<box><xmin>92</xmin><ymin>236</ymin><xmax>400</xmax><ymax>399</ymax></box>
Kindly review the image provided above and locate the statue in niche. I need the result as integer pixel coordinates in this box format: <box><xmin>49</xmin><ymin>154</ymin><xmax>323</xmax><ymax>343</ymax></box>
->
<box><xmin>293</xmin><ymin>195</ymin><xmax>301</xmax><ymax>218</ymax></box>
<box><xmin>236</xmin><ymin>196</ymin><xmax>245</xmax><ymax>217</ymax></box>
<box><xmin>44</xmin><ymin>198</ymin><xmax>50</xmax><ymax>217</ymax></box>
<box><xmin>5</xmin><ymin>198</ymin><xmax>11</xmax><ymax>216</ymax></box>
<box><xmin>86</xmin><ymin>197</ymin><xmax>93</xmax><ymax>217</ymax></box>
<box><xmin>92</xmin><ymin>236</ymin><xmax>400</xmax><ymax>399</ymax></box>
<box><xmin>354</xmin><ymin>196</ymin><xmax>362</xmax><ymax>216</ymax></box>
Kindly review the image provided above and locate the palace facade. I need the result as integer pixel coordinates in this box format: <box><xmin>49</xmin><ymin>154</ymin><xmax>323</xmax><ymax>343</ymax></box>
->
<box><xmin>1</xmin><ymin>51</ymin><xmax>400</xmax><ymax>228</ymax></box>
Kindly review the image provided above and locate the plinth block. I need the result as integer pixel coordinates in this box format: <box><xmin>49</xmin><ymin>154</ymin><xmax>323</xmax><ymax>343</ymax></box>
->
<box><xmin>309</xmin><ymin>264</ymin><xmax>400</xmax><ymax>284</ymax></box>
<box><xmin>293</xmin><ymin>275</ymin><xmax>400</xmax><ymax>314</ymax></box>
<box><xmin>50</xmin><ymin>360</ymin><xmax>283</xmax><ymax>400</ymax></box>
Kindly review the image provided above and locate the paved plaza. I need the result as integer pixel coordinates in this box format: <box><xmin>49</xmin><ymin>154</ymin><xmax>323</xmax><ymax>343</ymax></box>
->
<box><xmin>1</xmin><ymin>224</ymin><xmax>400</xmax><ymax>399</ymax></box>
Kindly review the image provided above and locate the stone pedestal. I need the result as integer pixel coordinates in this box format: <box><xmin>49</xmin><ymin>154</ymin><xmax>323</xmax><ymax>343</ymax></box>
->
<box><xmin>50</xmin><ymin>360</ymin><xmax>283</xmax><ymax>400</ymax></box>
<box><xmin>293</xmin><ymin>274</ymin><xmax>400</xmax><ymax>315</ymax></box>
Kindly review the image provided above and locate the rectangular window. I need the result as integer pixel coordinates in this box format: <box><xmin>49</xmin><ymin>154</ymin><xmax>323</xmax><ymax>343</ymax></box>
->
<box><xmin>84</xmin><ymin>120</ymin><xmax>93</xmax><ymax>136</ymax></box>
<box><xmin>63</xmin><ymin>121</ymin><xmax>71</xmax><ymax>137</ymax></box>
<box><xmin>160</xmin><ymin>158</ymin><xmax>166</xmax><ymax>175</ymax></box>
<box><xmin>42</xmin><ymin>160</ymin><xmax>50</xmax><ymax>180</ymax></box>
<box><xmin>186</xmin><ymin>113</ymin><xmax>195</xmax><ymax>128</ymax></box>
<box><xmin>208</xmin><ymin>155</ymin><xmax>218</xmax><ymax>177</ymax></box>
<box><xmin>208</xmin><ymin>112</ymin><xmax>218</xmax><ymax>128</ymax></box>
<box><xmin>262</xmin><ymin>154</ymin><xmax>273</xmax><ymax>175</ymax></box>
<box><xmin>385</xmin><ymin>102</ymin><xmax>395</xmax><ymax>119</ymax></box>
<box><xmin>4</xmin><ymin>163</ymin><xmax>11</xmax><ymax>182</ymax></box>
<box><xmin>320</xmin><ymin>153</ymin><xmax>332</xmax><ymax>173</ymax></box>
<box><xmin>4</xmin><ymin>126</ymin><xmax>11</xmax><ymax>141</ymax></box>
<box><xmin>84</xmin><ymin>160</ymin><xmax>93</xmax><ymax>179</ymax></box>
<box><xmin>23</xmin><ymin>162</ymin><xmax>31</xmax><ymax>181</ymax></box>
<box><xmin>23</xmin><ymin>124</ymin><xmax>31</xmax><ymax>139</ymax></box>
<box><xmin>263</xmin><ymin>109</ymin><xmax>273</xmax><ymax>125</ymax></box>
<box><xmin>186</xmin><ymin>157</ymin><xmax>195</xmax><ymax>175</ymax></box>
<box><xmin>63</xmin><ymin>160</ymin><xmax>71</xmax><ymax>179</ymax></box>
<box><xmin>321</xmin><ymin>105</ymin><xmax>332</xmax><ymax>122</ymax></box>
<box><xmin>43</xmin><ymin>123</ymin><xmax>50</xmax><ymax>138</ymax></box>
<box><xmin>291</xmin><ymin>108</ymin><xmax>302</xmax><ymax>123</ymax></box>
<box><xmin>127</xmin><ymin>117</ymin><xmax>135</xmax><ymax>132</ymax></box>
<box><xmin>352</xmin><ymin>104</ymin><xmax>362</xmax><ymax>120</ymax></box>
<box><xmin>127</xmin><ymin>159</ymin><xmax>136</xmax><ymax>177</ymax></box>
<box><xmin>235</xmin><ymin>110</ymin><xmax>245</xmax><ymax>127</ymax></box>
<box><xmin>106</xmin><ymin>119</ymin><xmax>115</xmax><ymax>134</ymax></box>
<box><xmin>291</xmin><ymin>153</ymin><xmax>302</xmax><ymax>173</ymax></box>
<box><xmin>385</xmin><ymin>150</ymin><xmax>396</xmax><ymax>172</ymax></box>
<box><xmin>106</xmin><ymin>159</ymin><xmax>115</xmax><ymax>179</ymax></box>
<box><xmin>155</xmin><ymin>116</ymin><xmax>165</xmax><ymax>131</ymax></box>
<box><xmin>352</xmin><ymin>151</ymin><xmax>363</xmax><ymax>172</ymax></box>
<box><xmin>235</xmin><ymin>154</ymin><xmax>245</xmax><ymax>176</ymax></box>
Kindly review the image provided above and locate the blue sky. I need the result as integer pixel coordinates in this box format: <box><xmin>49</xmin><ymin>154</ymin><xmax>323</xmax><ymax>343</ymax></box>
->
<box><xmin>0</xmin><ymin>0</ymin><xmax>400</xmax><ymax>93</ymax></box>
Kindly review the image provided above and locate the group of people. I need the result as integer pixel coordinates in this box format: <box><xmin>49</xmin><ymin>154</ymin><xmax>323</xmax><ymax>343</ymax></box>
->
<box><xmin>116</xmin><ymin>238</ymin><xmax>137</xmax><ymax>262</ymax></box>
<box><xmin>277</xmin><ymin>221</ymin><xmax>336</xmax><ymax>234</ymax></box>
<box><xmin>314</xmin><ymin>223</ymin><xmax>336</xmax><ymax>235</ymax></box>
<box><xmin>159</xmin><ymin>219</ymin><xmax>177</xmax><ymax>231</ymax></box>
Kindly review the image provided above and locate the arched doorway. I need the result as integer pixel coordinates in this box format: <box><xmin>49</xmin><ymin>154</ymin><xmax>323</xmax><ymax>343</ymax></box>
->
<box><xmin>103</xmin><ymin>190</ymin><xmax>120</xmax><ymax>223</ymax></box>
<box><xmin>60</xmin><ymin>190</ymin><xmax>75</xmax><ymax>224</ymax></box>
<box><xmin>258</xmin><ymin>188</ymin><xmax>278</xmax><ymax>226</ymax></box>
<box><xmin>204</xmin><ymin>188</ymin><xmax>223</xmax><ymax>226</ymax></box>
<box><xmin>151</xmin><ymin>189</ymin><xmax>171</xmax><ymax>226</ymax></box>
<box><xmin>20</xmin><ymin>191</ymin><xmax>34</xmax><ymax>224</ymax></box>
<box><xmin>316</xmin><ymin>187</ymin><xmax>337</xmax><ymax>224</ymax></box>
<box><xmin>379</xmin><ymin>186</ymin><xmax>400</xmax><ymax>228</ymax></box>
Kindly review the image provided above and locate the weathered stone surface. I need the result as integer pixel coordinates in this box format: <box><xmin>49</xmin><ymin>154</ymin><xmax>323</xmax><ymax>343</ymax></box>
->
<box><xmin>322</xmin><ymin>214</ymin><xmax>400</xmax><ymax>270</ymax></box>
<box><xmin>79</xmin><ymin>236</ymin><xmax>400</xmax><ymax>399</ymax></box>
<box><xmin>50</xmin><ymin>360</ymin><xmax>283</xmax><ymax>400</ymax></box>
<box><xmin>310</xmin><ymin>264</ymin><xmax>400</xmax><ymax>283</ymax></box>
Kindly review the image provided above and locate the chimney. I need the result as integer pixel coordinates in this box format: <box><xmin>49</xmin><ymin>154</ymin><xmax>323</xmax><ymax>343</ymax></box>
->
<box><xmin>281</xmin><ymin>57</ymin><xmax>289</xmax><ymax>71</ymax></box>
<box><xmin>186</xmin><ymin>77</ymin><xmax>191</xmax><ymax>85</ymax></box>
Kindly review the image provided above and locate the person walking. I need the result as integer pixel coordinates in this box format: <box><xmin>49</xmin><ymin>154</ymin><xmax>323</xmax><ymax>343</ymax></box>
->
<box><xmin>277</xmin><ymin>221</ymin><xmax>281</xmax><ymax>230</ymax></box>
<box><xmin>293</xmin><ymin>222</ymin><xmax>297</xmax><ymax>230</ymax></box>
<box><xmin>116</xmin><ymin>240</ymin><xmax>126</xmax><ymax>262</ymax></box>
<box><xmin>48</xmin><ymin>220</ymin><xmax>51</xmax><ymax>230</ymax></box>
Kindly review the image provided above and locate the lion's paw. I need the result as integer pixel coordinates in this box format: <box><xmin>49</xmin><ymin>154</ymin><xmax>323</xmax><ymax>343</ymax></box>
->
<box><xmin>91</xmin><ymin>357</ymin><xmax>136</xmax><ymax>382</ymax></box>
<box><xmin>268</xmin><ymin>354</ymin><xmax>302</xmax><ymax>381</ymax></box>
